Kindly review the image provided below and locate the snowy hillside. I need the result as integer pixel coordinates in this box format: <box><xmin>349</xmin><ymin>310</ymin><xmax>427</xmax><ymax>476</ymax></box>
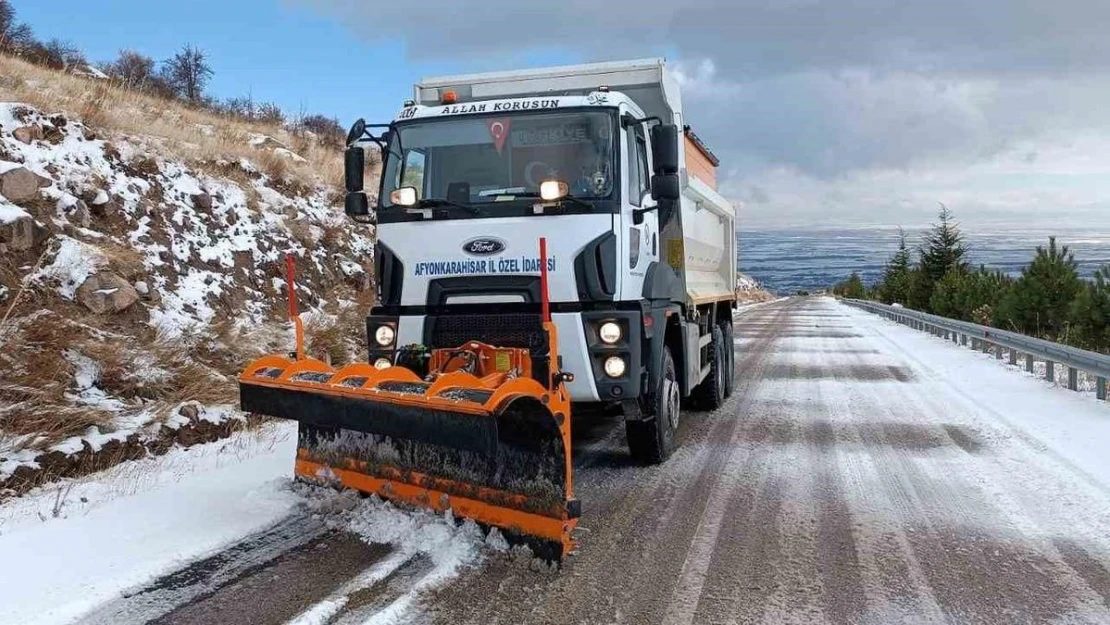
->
<box><xmin>735</xmin><ymin>272</ymin><xmax>775</xmax><ymax>303</ymax></box>
<box><xmin>0</xmin><ymin>101</ymin><xmax>375</xmax><ymax>498</ymax></box>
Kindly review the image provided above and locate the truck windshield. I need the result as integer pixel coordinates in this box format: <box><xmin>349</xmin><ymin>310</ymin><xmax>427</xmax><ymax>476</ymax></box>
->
<box><xmin>381</xmin><ymin>110</ymin><xmax>615</xmax><ymax>211</ymax></box>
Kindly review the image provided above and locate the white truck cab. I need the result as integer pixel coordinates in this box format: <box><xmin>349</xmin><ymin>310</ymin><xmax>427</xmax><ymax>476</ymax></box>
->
<box><xmin>344</xmin><ymin>58</ymin><xmax>737</xmax><ymax>463</ymax></box>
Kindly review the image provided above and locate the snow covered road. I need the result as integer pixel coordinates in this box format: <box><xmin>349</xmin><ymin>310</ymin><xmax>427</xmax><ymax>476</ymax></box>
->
<box><xmin>5</xmin><ymin>296</ymin><xmax>1110</xmax><ymax>624</ymax></box>
<box><xmin>423</xmin><ymin>296</ymin><xmax>1110</xmax><ymax>624</ymax></box>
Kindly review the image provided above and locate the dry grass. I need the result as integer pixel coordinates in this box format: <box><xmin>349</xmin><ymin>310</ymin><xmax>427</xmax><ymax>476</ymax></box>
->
<box><xmin>0</xmin><ymin>313</ymin><xmax>113</xmax><ymax>441</ymax></box>
<box><xmin>305</xmin><ymin>292</ymin><xmax>375</xmax><ymax>366</ymax></box>
<box><xmin>0</xmin><ymin>54</ymin><xmax>343</xmax><ymax>190</ymax></box>
<box><xmin>0</xmin><ymin>308</ymin><xmax>243</xmax><ymax>447</ymax></box>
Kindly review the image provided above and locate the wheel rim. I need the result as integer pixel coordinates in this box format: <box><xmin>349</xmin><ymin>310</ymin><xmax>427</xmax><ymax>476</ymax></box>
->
<box><xmin>665</xmin><ymin>378</ymin><xmax>680</xmax><ymax>430</ymax></box>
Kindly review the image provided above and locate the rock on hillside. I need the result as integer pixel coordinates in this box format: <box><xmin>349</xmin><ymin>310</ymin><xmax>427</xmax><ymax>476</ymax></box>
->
<box><xmin>736</xmin><ymin>273</ymin><xmax>776</xmax><ymax>303</ymax></box>
<box><xmin>0</xmin><ymin>102</ymin><xmax>375</xmax><ymax>495</ymax></box>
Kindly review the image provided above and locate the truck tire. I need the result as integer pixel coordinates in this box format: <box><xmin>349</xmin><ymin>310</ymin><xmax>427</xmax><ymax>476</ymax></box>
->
<box><xmin>626</xmin><ymin>346</ymin><xmax>679</xmax><ymax>464</ymax></box>
<box><xmin>692</xmin><ymin>326</ymin><xmax>725</xmax><ymax>410</ymax></box>
<box><xmin>721</xmin><ymin>321</ymin><xmax>735</xmax><ymax>398</ymax></box>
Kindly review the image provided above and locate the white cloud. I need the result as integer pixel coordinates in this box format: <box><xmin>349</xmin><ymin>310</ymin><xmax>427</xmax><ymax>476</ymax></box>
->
<box><xmin>298</xmin><ymin>0</ymin><xmax>1110</xmax><ymax>226</ymax></box>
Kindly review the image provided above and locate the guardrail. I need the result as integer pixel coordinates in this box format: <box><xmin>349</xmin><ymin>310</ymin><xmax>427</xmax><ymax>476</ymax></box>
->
<box><xmin>843</xmin><ymin>299</ymin><xmax>1110</xmax><ymax>401</ymax></box>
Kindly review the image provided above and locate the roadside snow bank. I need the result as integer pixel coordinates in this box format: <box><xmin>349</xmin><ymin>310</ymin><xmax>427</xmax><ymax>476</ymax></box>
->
<box><xmin>0</xmin><ymin>423</ymin><xmax>299</xmax><ymax>625</ymax></box>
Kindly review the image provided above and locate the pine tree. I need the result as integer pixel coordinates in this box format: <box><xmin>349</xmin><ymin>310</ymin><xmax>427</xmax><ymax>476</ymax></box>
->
<box><xmin>930</xmin><ymin>266</ymin><xmax>1013</xmax><ymax>323</ymax></box>
<box><xmin>833</xmin><ymin>272</ymin><xmax>867</xmax><ymax>299</ymax></box>
<box><xmin>1070</xmin><ymin>267</ymin><xmax>1110</xmax><ymax>351</ymax></box>
<box><xmin>915</xmin><ymin>204</ymin><xmax>968</xmax><ymax>312</ymax></box>
<box><xmin>920</xmin><ymin>204</ymin><xmax>968</xmax><ymax>283</ymax></box>
<box><xmin>998</xmin><ymin>237</ymin><xmax>1081</xmax><ymax>339</ymax></box>
<box><xmin>877</xmin><ymin>228</ymin><xmax>912</xmax><ymax>304</ymax></box>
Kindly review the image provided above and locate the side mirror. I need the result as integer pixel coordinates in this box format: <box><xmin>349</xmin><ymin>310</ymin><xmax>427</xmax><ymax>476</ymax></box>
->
<box><xmin>650</xmin><ymin>124</ymin><xmax>679</xmax><ymax>175</ymax></box>
<box><xmin>651</xmin><ymin>173</ymin><xmax>680</xmax><ymax>202</ymax></box>
<box><xmin>345</xmin><ymin>192</ymin><xmax>374</xmax><ymax>224</ymax></box>
<box><xmin>346</xmin><ymin>118</ymin><xmax>367</xmax><ymax>146</ymax></box>
<box><xmin>345</xmin><ymin>145</ymin><xmax>365</xmax><ymax>193</ymax></box>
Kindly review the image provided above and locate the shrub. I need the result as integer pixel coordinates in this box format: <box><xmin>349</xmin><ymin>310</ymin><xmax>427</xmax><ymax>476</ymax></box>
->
<box><xmin>998</xmin><ymin>237</ymin><xmax>1081</xmax><ymax>340</ymax></box>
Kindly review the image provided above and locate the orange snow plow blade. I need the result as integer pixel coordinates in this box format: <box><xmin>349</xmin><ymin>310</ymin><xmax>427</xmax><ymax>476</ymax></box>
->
<box><xmin>238</xmin><ymin>240</ymin><xmax>578</xmax><ymax>559</ymax></box>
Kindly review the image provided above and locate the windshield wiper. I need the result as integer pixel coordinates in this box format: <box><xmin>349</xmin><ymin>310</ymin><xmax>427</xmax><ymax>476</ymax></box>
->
<box><xmin>503</xmin><ymin>191</ymin><xmax>595</xmax><ymax>211</ymax></box>
<box><xmin>409</xmin><ymin>198</ymin><xmax>481</xmax><ymax>215</ymax></box>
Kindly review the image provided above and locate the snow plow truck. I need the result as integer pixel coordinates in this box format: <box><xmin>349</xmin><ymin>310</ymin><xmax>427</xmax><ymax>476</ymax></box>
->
<box><xmin>239</xmin><ymin>59</ymin><xmax>737</xmax><ymax>559</ymax></box>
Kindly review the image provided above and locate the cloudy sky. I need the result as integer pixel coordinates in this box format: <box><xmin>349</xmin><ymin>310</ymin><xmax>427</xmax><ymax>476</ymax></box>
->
<box><xmin>295</xmin><ymin>0</ymin><xmax>1110</xmax><ymax>229</ymax></box>
<box><xmin>18</xmin><ymin>0</ymin><xmax>1110</xmax><ymax>229</ymax></box>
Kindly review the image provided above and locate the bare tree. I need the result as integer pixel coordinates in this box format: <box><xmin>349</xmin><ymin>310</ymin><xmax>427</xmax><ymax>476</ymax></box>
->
<box><xmin>300</xmin><ymin>114</ymin><xmax>345</xmax><ymax>148</ymax></box>
<box><xmin>104</xmin><ymin>49</ymin><xmax>156</xmax><ymax>90</ymax></box>
<box><xmin>0</xmin><ymin>0</ymin><xmax>13</xmax><ymax>39</ymax></box>
<box><xmin>257</xmin><ymin>102</ymin><xmax>285</xmax><ymax>125</ymax></box>
<box><xmin>31</xmin><ymin>38</ymin><xmax>85</xmax><ymax>70</ymax></box>
<box><xmin>223</xmin><ymin>95</ymin><xmax>256</xmax><ymax>120</ymax></box>
<box><xmin>0</xmin><ymin>0</ymin><xmax>36</xmax><ymax>55</ymax></box>
<box><xmin>160</xmin><ymin>44</ymin><xmax>213</xmax><ymax>104</ymax></box>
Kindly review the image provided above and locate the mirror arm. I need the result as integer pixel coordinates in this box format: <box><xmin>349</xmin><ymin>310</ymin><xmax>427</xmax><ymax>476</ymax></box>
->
<box><xmin>632</xmin><ymin>204</ymin><xmax>658</xmax><ymax>225</ymax></box>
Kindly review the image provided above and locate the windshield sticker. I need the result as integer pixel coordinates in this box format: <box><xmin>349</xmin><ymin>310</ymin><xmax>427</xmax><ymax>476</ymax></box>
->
<box><xmin>487</xmin><ymin>118</ymin><xmax>511</xmax><ymax>154</ymax></box>
<box><xmin>413</xmin><ymin>256</ymin><xmax>557</xmax><ymax>277</ymax></box>
<box><xmin>512</xmin><ymin>124</ymin><xmax>590</xmax><ymax>147</ymax></box>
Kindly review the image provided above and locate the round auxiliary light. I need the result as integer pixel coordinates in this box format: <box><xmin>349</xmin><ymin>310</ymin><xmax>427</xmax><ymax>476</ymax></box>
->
<box><xmin>603</xmin><ymin>356</ymin><xmax>627</xmax><ymax>379</ymax></box>
<box><xmin>390</xmin><ymin>187</ymin><xmax>417</xmax><ymax>207</ymax></box>
<box><xmin>374</xmin><ymin>358</ymin><xmax>392</xmax><ymax>370</ymax></box>
<box><xmin>374</xmin><ymin>325</ymin><xmax>396</xmax><ymax>347</ymax></box>
<box><xmin>540</xmin><ymin>179</ymin><xmax>569</xmax><ymax>202</ymax></box>
<box><xmin>598</xmin><ymin>321</ymin><xmax>622</xmax><ymax>344</ymax></box>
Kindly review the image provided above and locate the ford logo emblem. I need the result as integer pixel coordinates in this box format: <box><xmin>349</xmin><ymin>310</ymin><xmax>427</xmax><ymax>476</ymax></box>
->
<box><xmin>462</xmin><ymin>237</ymin><xmax>506</xmax><ymax>256</ymax></box>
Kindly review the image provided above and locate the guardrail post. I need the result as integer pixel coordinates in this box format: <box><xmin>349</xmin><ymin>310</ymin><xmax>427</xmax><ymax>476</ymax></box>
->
<box><xmin>996</xmin><ymin>346</ymin><xmax>1003</xmax><ymax>360</ymax></box>
<box><xmin>1046</xmin><ymin>360</ymin><xmax>1055</xmax><ymax>382</ymax></box>
<box><xmin>1098</xmin><ymin>377</ymin><xmax>1108</xmax><ymax>401</ymax></box>
<box><xmin>1009</xmin><ymin>349</ymin><xmax>1017</xmax><ymax>365</ymax></box>
<box><xmin>982</xmin><ymin>341</ymin><xmax>991</xmax><ymax>354</ymax></box>
<box><xmin>1068</xmin><ymin>368</ymin><xmax>1079</xmax><ymax>391</ymax></box>
<box><xmin>1026</xmin><ymin>354</ymin><xmax>1034</xmax><ymax>373</ymax></box>
<box><xmin>961</xmin><ymin>334</ymin><xmax>968</xmax><ymax>346</ymax></box>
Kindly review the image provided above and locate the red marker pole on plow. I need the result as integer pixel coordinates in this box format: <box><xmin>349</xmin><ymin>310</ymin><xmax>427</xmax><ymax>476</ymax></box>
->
<box><xmin>539</xmin><ymin>237</ymin><xmax>551</xmax><ymax>323</ymax></box>
<box><xmin>285</xmin><ymin>253</ymin><xmax>306</xmax><ymax>361</ymax></box>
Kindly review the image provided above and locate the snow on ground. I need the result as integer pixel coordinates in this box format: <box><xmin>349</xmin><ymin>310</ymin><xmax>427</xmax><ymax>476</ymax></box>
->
<box><xmin>0</xmin><ymin>418</ymin><xmax>497</xmax><ymax>625</ymax></box>
<box><xmin>29</xmin><ymin>236</ymin><xmax>107</xmax><ymax>299</ymax></box>
<box><xmin>0</xmin><ymin>423</ymin><xmax>300</xmax><ymax>625</ymax></box>
<box><xmin>836</xmin><ymin>298</ymin><xmax>1110</xmax><ymax>494</ymax></box>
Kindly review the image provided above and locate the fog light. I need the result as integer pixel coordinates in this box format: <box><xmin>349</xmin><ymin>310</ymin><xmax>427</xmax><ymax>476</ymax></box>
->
<box><xmin>374</xmin><ymin>325</ymin><xmax>395</xmax><ymax>347</ymax></box>
<box><xmin>598</xmin><ymin>321</ymin><xmax>622</xmax><ymax>344</ymax></box>
<box><xmin>603</xmin><ymin>356</ymin><xmax>626</xmax><ymax>378</ymax></box>
<box><xmin>373</xmin><ymin>357</ymin><xmax>392</xmax><ymax>370</ymax></box>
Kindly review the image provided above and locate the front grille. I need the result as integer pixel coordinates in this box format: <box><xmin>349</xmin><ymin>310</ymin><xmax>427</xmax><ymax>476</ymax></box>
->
<box><xmin>428</xmin><ymin>313</ymin><xmax>547</xmax><ymax>351</ymax></box>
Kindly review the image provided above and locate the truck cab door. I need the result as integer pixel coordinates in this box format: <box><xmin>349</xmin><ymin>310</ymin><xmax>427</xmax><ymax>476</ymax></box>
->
<box><xmin>622</xmin><ymin>110</ymin><xmax>659</xmax><ymax>299</ymax></box>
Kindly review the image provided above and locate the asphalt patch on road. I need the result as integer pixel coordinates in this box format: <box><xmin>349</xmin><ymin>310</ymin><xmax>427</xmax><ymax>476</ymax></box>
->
<box><xmin>151</xmin><ymin>533</ymin><xmax>390</xmax><ymax>625</ymax></box>
<box><xmin>942</xmin><ymin>424</ymin><xmax>985</xmax><ymax>454</ymax></box>
<box><xmin>1054</xmin><ymin>539</ymin><xmax>1110</xmax><ymax>609</ymax></box>
<box><xmin>738</xmin><ymin>329</ymin><xmax>866</xmax><ymax>339</ymax></box>
<box><xmin>770</xmin><ymin>347</ymin><xmax>883</xmax><ymax>355</ymax></box>
<box><xmin>738</xmin><ymin>419</ymin><xmax>982</xmax><ymax>453</ymax></box>
<box><xmin>762</xmin><ymin>363</ymin><xmax>916</xmax><ymax>382</ymax></box>
<box><xmin>908</xmin><ymin>525</ymin><xmax>1077</xmax><ymax>623</ymax></box>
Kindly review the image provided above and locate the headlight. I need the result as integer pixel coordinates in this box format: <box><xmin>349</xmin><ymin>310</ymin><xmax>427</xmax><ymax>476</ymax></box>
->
<box><xmin>373</xmin><ymin>357</ymin><xmax>392</xmax><ymax>370</ymax></box>
<box><xmin>598</xmin><ymin>321</ymin><xmax>622</xmax><ymax>344</ymax></box>
<box><xmin>603</xmin><ymin>356</ymin><xmax>627</xmax><ymax>378</ymax></box>
<box><xmin>374</xmin><ymin>325</ymin><xmax>395</xmax><ymax>347</ymax></box>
